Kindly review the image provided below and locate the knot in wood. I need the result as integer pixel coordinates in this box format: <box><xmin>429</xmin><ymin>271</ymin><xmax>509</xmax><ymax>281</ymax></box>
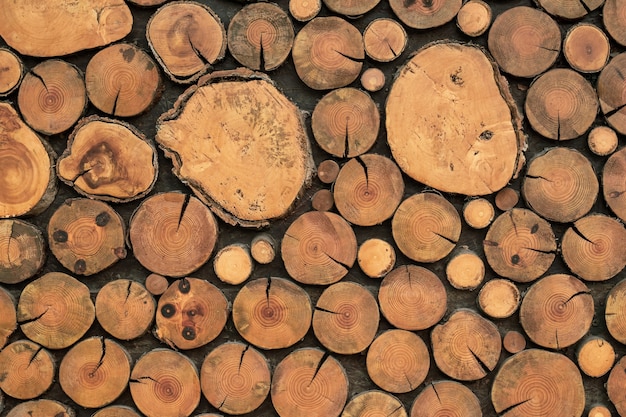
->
<box><xmin>161</xmin><ymin>304</ymin><xmax>176</xmax><ymax>318</ymax></box>
<box><xmin>53</xmin><ymin>229</ymin><xmax>69</xmax><ymax>243</ymax></box>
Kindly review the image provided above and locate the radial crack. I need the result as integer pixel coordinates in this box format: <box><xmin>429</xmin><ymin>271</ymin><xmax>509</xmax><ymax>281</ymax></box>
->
<box><xmin>605</xmin><ymin>102</ymin><xmax>626</xmax><ymax>119</ymax></box>
<box><xmin>498</xmin><ymin>398</ymin><xmax>531</xmax><ymax>416</ymax></box>
<box><xmin>434</xmin><ymin>232</ymin><xmax>457</xmax><ymax>245</ymax></box>
<box><xmin>177</xmin><ymin>194</ymin><xmax>191</xmax><ymax>231</ymax></box>
<box><xmin>333</xmin><ymin>49</ymin><xmax>364</xmax><ymax>63</ymax></box>
<box><xmin>468</xmin><ymin>346</ymin><xmax>491</xmax><ymax>375</ymax></box>
<box><xmin>19</xmin><ymin>308</ymin><xmax>49</xmax><ymax>325</ymax></box>
<box><xmin>355</xmin><ymin>155</ymin><xmax>369</xmax><ymax>188</ymax></box>
<box><xmin>309</xmin><ymin>351</ymin><xmax>330</xmax><ymax>385</ymax></box>
<box><xmin>27</xmin><ymin>345</ymin><xmax>44</xmax><ymax>368</ymax></box>
<box><xmin>29</xmin><ymin>69</ymin><xmax>48</xmax><ymax>91</ymax></box>
<box><xmin>238</xmin><ymin>344</ymin><xmax>250</xmax><ymax>374</ymax></box>
<box><xmin>571</xmin><ymin>224</ymin><xmax>595</xmax><ymax>245</ymax></box>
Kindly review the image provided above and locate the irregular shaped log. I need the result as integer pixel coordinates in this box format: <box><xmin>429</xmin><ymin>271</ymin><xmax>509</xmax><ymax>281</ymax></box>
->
<box><xmin>271</xmin><ymin>348</ymin><xmax>348</xmax><ymax>417</ymax></box>
<box><xmin>390</xmin><ymin>0</ymin><xmax>461</xmax><ymax>29</ymax></box>
<box><xmin>483</xmin><ymin>208</ymin><xmax>556</xmax><ymax>282</ymax></box>
<box><xmin>363</xmin><ymin>18</ymin><xmax>407</xmax><ymax>62</ymax></box>
<box><xmin>410</xmin><ymin>381</ymin><xmax>481</xmax><ymax>417</ymax></box>
<box><xmin>588</xmin><ymin>126</ymin><xmax>618</xmax><ymax>156</ymax></box>
<box><xmin>312</xmin><ymin>88</ymin><xmax>380</xmax><ymax>158</ymax></box>
<box><xmin>577</xmin><ymin>336</ymin><xmax>615</xmax><ymax>378</ymax></box>
<box><xmin>282</xmin><ymin>211</ymin><xmax>356</xmax><ymax>285</ymax></box>
<box><xmin>17</xmin><ymin>272</ymin><xmax>95</xmax><ymax>349</ymax></box>
<box><xmin>357</xmin><ymin>238</ymin><xmax>396</xmax><ymax>278</ymax></box>
<box><xmin>57</xmin><ymin>116</ymin><xmax>158</xmax><ymax>202</ymax></box>
<box><xmin>564</xmin><ymin>23</ymin><xmax>610</xmax><ymax>73</ymax></box>
<box><xmin>0</xmin><ymin>102</ymin><xmax>56</xmax><ymax>218</ymax></box>
<box><xmin>232</xmin><ymin>277</ymin><xmax>312</xmax><ymax>349</ymax></box>
<box><xmin>0</xmin><ymin>340</ymin><xmax>54</xmax><ymax>399</ymax></box>
<box><xmin>522</xmin><ymin>147</ymin><xmax>598</xmax><ymax>222</ymax></box>
<box><xmin>147</xmin><ymin>2</ymin><xmax>226</xmax><ymax>83</ymax></box>
<box><xmin>250</xmin><ymin>233</ymin><xmax>276</xmax><ymax>265</ymax></box>
<box><xmin>0</xmin><ymin>48</ymin><xmax>23</xmax><ymax>97</ymax></box>
<box><xmin>59</xmin><ymin>337</ymin><xmax>131</xmax><ymax>408</ymax></box>
<box><xmin>289</xmin><ymin>0</ymin><xmax>322</xmax><ymax>21</ymax></box>
<box><xmin>0</xmin><ymin>286</ymin><xmax>16</xmax><ymax>348</ymax></box>
<box><xmin>228</xmin><ymin>3</ymin><xmax>294</xmax><ymax>71</ymax></box>
<box><xmin>495</xmin><ymin>187</ymin><xmax>519</xmax><ymax>211</ymax></box>
<box><xmin>477</xmin><ymin>278</ymin><xmax>520</xmax><ymax>319</ymax></box>
<box><xmin>607</xmin><ymin>355</ymin><xmax>626</xmax><ymax>416</ymax></box>
<box><xmin>86</xmin><ymin>43</ymin><xmax>161</xmax><ymax>117</ymax></box>
<box><xmin>213</xmin><ymin>243</ymin><xmax>253</xmax><ymax>285</ymax></box>
<box><xmin>145</xmin><ymin>273</ymin><xmax>169</xmax><ymax>296</ymax></box>
<box><xmin>95</xmin><ymin>279</ymin><xmax>156</xmax><ymax>340</ymax></box>
<box><xmin>313</xmin><ymin>281</ymin><xmax>379</xmax><ymax>354</ymax></box>
<box><xmin>445</xmin><ymin>248</ymin><xmax>485</xmax><ymax>290</ymax></box>
<box><xmin>491</xmin><ymin>349</ymin><xmax>585</xmax><ymax>417</ymax></box>
<box><xmin>366</xmin><ymin>329</ymin><xmax>430</xmax><ymax>393</ymax></box>
<box><xmin>155</xmin><ymin>278</ymin><xmax>228</xmax><ymax>350</ymax></box>
<box><xmin>48</xmin><ymin>198</ymin><xmax>126</xmax><ymax>276</ymax></box>
<box><xmin>503</xmin><ymin>330</ymin><xmax>526</xmax><ymax>354</ymax></box>
<box><xmin>129</xmin><ymin>193</ymin><xmax>218</xmax><ymax>277</ymax></box>
<box><xmin>488</xmin><ymin>6</ymin><xmax>561</xmax><ymax>78</ymax></box>
<box><xmin>604</xmin><ymin>0</ymin><xmax>626</xmax><ymax>46</ymax></box>
<box><xmin>561</xmin><ymin>214</ymin><xmax>626</xmax><ymax>281</ymax></box>
<box><xmin>387</xmin><ymin>42</ymin><xmax>526</xmax><ymax>195</ymax></box>
<box><xmin>605</xmin><ymin>278</ymin><xmax>626</xmax><ymax>344</ymax></box>
<box><xmin>597</xmin><ymin>52</ymin><xmax>626</xmax><ymax>134</ymax></box>
<box><xmin>392</xmin><ymin>193</ymin><xmax>461</xmax><ymax>263</ymax></box>
<box><xmin>536</xmin><ymin>0</ymin><xmax>603</xmax><ymax>18</ymax></box>
<box><xmin>200</xmin><ymin>342</ymin><xmax>271</xmax><ymax>415</ymax></box>
<box><xmin>17</xmin><ymin>60</ymin><xmax>86</xmax><ymax>135</ymax></box>
<box><xmin>431</xmin><ymin>309</ymin><xmax>501</xmax><ymax>381</ymax></box>
<box><xmin>342</xmin><ymin>391</ymin><xmax>407</xmax><ymax>417</ymax></box>
<box><xmin>360</xmin><ymin>68</ymin><xmax>385</xmax><ymax>92</ymax></box>
<box><xmin>463</xmin><ymin>197</ymin><xmax>494</xmax><ymax>229</ymax></box>
<box><xmin>0</xmin><ymin>0</ymin><xmax>132</xmax><ymax>57</ymax></box>
<box><xmin>0</xmin><ymin>219</ymin><xmax>46</xmax><ymax>284</ymax></box>
<box><xmin>130</xmin><ymin>349</ymin><xmax>200</xmax><ymax>417</ymax></box>
<box><xmin>6</xmin><ymin>399</ymin><xmax>74</xmax><ymax>417</ymax></box>
<box><xmin>157</xmin><ymin>68</ymin><xmax>314</xmax><ymax>227</ymax></box>
<box><xmin>456</xmin><ymin>0</ymin><xmax>492</xmax><ymax>37</ymax></box>
<box><xmin>292</xmin><ymin>17</ymin><xmax>363</xmax><ymax>90</ymax></box>
<box><xmin>525</xmin><ymin>69</ymin><xmax>598</xmax><ymax>141</ymax></box>
<box><xmin>378</xmin><ymin>265</ymin><xmax>447</xmax><ymax>331</ymax></box>
<box><xmin>92</xmin><ymin>406</ymin><xmax>141</xmax><ymax>417</ymax></box>
<box><xmin>520</xmin><ymin>274</ymin><xmax>593</xmax><ymax>349</ymax></box>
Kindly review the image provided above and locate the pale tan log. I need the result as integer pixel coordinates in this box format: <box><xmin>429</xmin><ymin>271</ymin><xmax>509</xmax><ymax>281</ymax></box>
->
<box><xmin>250</xmin><ymin>233</ymin><xmax>276</xmax><ymax>265</ymax></box>
<box><xmin>478</xmin><ymin>278</ymin><xmax>520</xmax><ymax>319</ymax></box>
<box><xmin>588</xmin><ymin>126</ymin><xmax>618</xmax><ymax>156</ymax></box>
<box><xmin>6</xmin><ymin>399</ymin><xmax>74</xmax><ymax>417</ymax></box>
<box><xmin>410</xmin><ymin>381</ymin><xmax>481</xmax><ymax>417</ymax></box>
<box><xmin>363</xmin><ymin>18</ymin><xmax>407</xmax><ymax>62</ymax></box>
<box><xmin>607</xmin><ymin>355</ymin><xmax>626</xmax><ymax>416</ymax></box>
<box><xmin>456</xmin><ymin>0</ymin><xmax>491</xmax><ymax>37</ymax></box>
<box><xmin>445</xmin><ymin>248</ymin><xmax>485</xmax><ymax>290</ymax></box>
<box><xmin>360</xmin><ymin>68</ymin><xmax>385</xmax><ymax>92</ymax></box>
<box><xmin>323</xmin><ymin>0</ymin><xmax>380</xmax><ymax>16</ymax></box>
<box><xmin>605</xmin><ymin>278</ymin><xmax>626</xmax><ymax>344</ymax></box>
<box><xmin>213</xmin><ymin>243</ymin><xmax>253</xmax><ymax>285</ymax></box>
<box><xmin>564</xmin><ymin>23</ymin><xmax>610</xmax><ymax>73</ymax></box>
<box><xmin>289</xmin><ymin>0</ymin><xmax>322</xmax><ymax>21</ymax></box>
<box><xmin>577</xmin><ymin>336</ymin><xmax>615</xmax><ymax>378</ymax></box>
<box><xmin>0</xmin><ymin>286</ymin><xmax>16</xmax><ymax>348</ymax></box>
<box><xmin>390</xmin><ymin>0</ymin><xmax>462</xmax><ymax>29</ymax></box>
<box><xmin>0</xmin><ymin>48</ymin><xmax>23</xmax><ymax>97</ymax></box>
<box><xmin>0</xmin><ymin>219</ymin><xmax>46</xmax><ymax>284</ymax></box>
<box><xmin>358</xmin><ymin>238</ymin><xmax>396</xmax><ymax>278</ymax></box>
<box><xmin>463</xmin><ymin>197</ymin><xmax>494</xmax><ymax>229</ymax></box>
<box><xmin>588</xmin><ymin>405</ymin><xmax>612</xmax><ymax>417</ymax></box>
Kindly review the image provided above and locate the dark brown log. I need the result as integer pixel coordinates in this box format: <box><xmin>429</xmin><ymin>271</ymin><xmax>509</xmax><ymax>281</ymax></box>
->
<box><xmin>536</xmin><ymin>0</ymin><xmax>602</xmax><ymax>19</ymax></box>
<box><xmin>147</xmin><ymin>2</ymin><xmax>226</xmax><ymax>83</ymax></box>
<box><xmin>323</xmin><ymin>0</ymin><xmax>380</xmax><ymax>17</ymax></box>
<box><xmin>607</xmin><ymin>355</ymin><xmax>626</xmax><ymax>416</ymax></box>
<box><xmin>0</xmin><ymin>0</ymin><xmax>132</xmax><ymax>57</ymax></box>
<box><xmin>0</xmin><ymin>48</ymin><xmax>23</xmax><ymax>97</ymax></box>
<box><xmin>57</xmin><ymin>116</ymin><xmax>158</xmax><ymax>202</ymax></box>
<box><xmin>85</xmin><ymin>43</ymin><xmax>161</xmax><ymax>117</ymax></box>
<box><xmin>0</xmin><ymin>219</ymin><xmax>46</xmax><ymax>284</ymax></box>
<box><xmin>488</xmin><ymin>6</ymin><xmax>561</xmax><ymax>78</ymax></box>
<box><xmin>605</xmin><ymin>278</ymin><xmax>626</xmax><ymax>344</ymax></box>
<box><xmin>445</xmin><ymin>248</ymin><xmax>485</xmax><ymax>290</ymax></box>
<box><xmin>363</xmin><ymin>18</ymin><xmax>407</xmax><ymax>62</ymax></box>
<box><xmin>477</xmin><ymin>278</ymin><xmax>520</xmax><ymax>319</ymax></box>
<box><xmin>0</xmin><ymin>340</ymin><xmax>54</xmax><ymax>399</ymax></box>
<box><xmin>228</xmin><ymin>3</ymin><xmax>294</xmax><ymax>71</ymax></box>
<box><xmin>289</xmin><ymin>0</ymin><xmax>322</xmax><ymax>21</ymax></box>
<box><xmin>317</xmin><ymin>159</ymin><xmax>340</xmax><ymax>184</ymax></box>
<box><xmin>6</xmin><ymin>399</ymin><xmax>74</xmax><ymax>417</ymax></box>
<box><xmin>250</xmin><ymin>233</ymin><xmax>277</xmax><ymax>265</ymax></box>
<box><xmin>311</xmin><ymin>189</ymin><xmax>334</xmax><ymax>211</ymax></box>
<box><xmin>387</xmin><ymin>41</ymin><xmax>526</xmax><ymax>196</ymax></box>
<box><xmin>503</xmin><ymin>330</ymin><xmax>526</xmax><ymax>354</ymax></box>
<box><xmin>463</xmin><ymin>197</ymin><xmax>494</xmax><ymax>229</ymax></box>
<box><xmin>360</xmin><ymin>68</ymin><xmax>385</xmax><ymax>92</ymax></box>
<box><xmin>456</xmin><ymin>0</ymin><xmax>492</xmax><ymax>37</ymax></box>
<box><xmin>155</xmin><ymin>278</ymin><xmax>228</xmax><ymax>350</ymax></box>
<box><xmin>156</xmin><ymin>68</ymin><xmax>314</xmax><ymax>227</ymax></box>
<box><xmin>564</xmin><ymin>23</ymin><xmax>610</xmax><ymax>73</ymax></box>
<box><xmin>604</xmin><ymin>0</ymin><xmax>626</xmax><ymax>46</ymax></box>
<box><xmin>0</xmin><ymin>286</ymin><xmax>15</xmax><ymax>349</ymax></box>
<box><xmin>588</xmin><ymin>126</ymin><xmax>618</xmax><ymax>156</ymax></box>
<box><xmin>597</xmin><ymin>52</ymin><xmax>626</xmax><ymax>134</ymax></box>
<box><xmin>577</xmin><ymin>336</ymin><xmax>615</xmax><ymax>378</ymax></box>
<box><xmin>357</xmin><ymin>238</ymin><xmax>396</xmax><ymax>279</ymax></box>
<box><xmin>390</xmin><ymin>0</ymin><xmax>462</xmax><ymax>29</ymax></box>
<box><xmin>213</xmin><ymin>243</ymin><xmax>253</xmax><ymax>285</ymax></box>
<box><xmin>342</xmin><ymin>390</ymin><xmax>407</xmax><ymax>417</ymax></box>
<box><xmin>411</xmin><ymin>381</ymin><xmax>481</xmax><ymax>417</ymax></box>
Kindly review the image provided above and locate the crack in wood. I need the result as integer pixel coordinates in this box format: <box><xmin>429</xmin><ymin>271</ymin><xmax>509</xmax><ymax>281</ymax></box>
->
<box><xmin>309</xmin><ymin>351</ymin><xmax>330</xmax><ymax>386</ymax></box>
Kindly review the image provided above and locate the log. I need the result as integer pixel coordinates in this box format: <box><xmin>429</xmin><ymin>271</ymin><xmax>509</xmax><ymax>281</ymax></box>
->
<box><xmin>604</xmin><ymin>0</ymin><xmax>626</xmax><ymax>46</ymax></box>
<box><xmin>605</xmin><ymin>278</ymin><xmax>626</xmax><ymax>344</ymax></box>
<box><xmin>525</xmin><ymin>69</ymin><xmax>598</xmax><ymax>141</ymax></box>
<box><xmin>386</xmin><ymin>41</ymin><xmax>526</xmax><ymax>196</ymax></box>
<box><xmin>607</xmin><ymin>355</ymin><xmax>626</xmax><ymax>416</ymax></box>
<box><xmin>0</xmin><ymin>0</ymin><xmax>132</xmax><ymax>57</ymax></box>
<box><xmin>588</xmin><ymin>126</ymin><xmax>618</xmax><ymax>156</ymax></box>
<box><xmin>390</xmin><ymin>0</ymin><xmax>461</xmax><ymax>29</ymax></box>
<box><xmin>57</xmin><ymin>116</ymin><xmax>158</xmax><ymax>202</ymax></box>
<box><xmin>483</xmin><ymin>208</ymin><xmax>556</xmax><ymax>283</ymax></box>
<box><xmin>282</xmin><ymin>211</ymin><xmax>356</xmax><ymax>285</ymax></box>
<box><xmin>491</xmin><ymin>349</ymin><xmax>585</xmax><ymax>417</ymax></box>
<box><xmin>360</xmin><ymin>68</ymin><xmax>385</xmax><ymax>92</ymax></box>
<box><xmin>59</xmin><ymin>337</ymin><xmax>131</xmax><ymax>408</ymax></box>
<box><xmin>357</xmin><ymin>238</ymin><xmax>396</xmax><ymax>278</ymax></box>
<box><xmin>597</xmin><ymin>52</ymin><xmax>626</xmax><ymax>134</ymax></box>
<box><xmin>232</xmin><ymin>277</ymin><xmax>312</xmax><ymax>349</ymax></box>
<box><xmin>588</xmin><ymin>406</ymin><xmax>611</xmax><ymax>417</ymax></box>
<box><xmin>561</xmin><ymin>214</ymin><xmax>626</xmax><ymax>282</ymax></box>
<box><xmin>129</xmin><ymin>192</ymin><xmax>218</xmax><ymax>277</ymax></box>
<box><xmin>564</xmin><ymin>23</ymin><xmax>610</xmax><ymax>73</ymax></box>
<box><xmin>130</xmin><ymin>349</ymin><xmax>201</xmax><ymax>417</ymax></box>
<box><xmin>445</xmin><ymin>248</ymin><xmax>485</xmax><ymax>290</ymax></box>
<box><xmin>17</xmin><ymin>60</ymin><xmax>86</xmax><ymax>135</ymax></box>
<box><xmin>48</xmin><ymin>198</ymin><xmax>126</xmax><ymax>275</ymax></box>
<box><xmin>156</xmin><ymin>68</ymin><xmax>314</xmax><ymax>227</ymax></box>
<box><xmin>456</xmin><ymin>0</ymin><xmax>492</xmax><ymax>37</ymax></box>
<box><xmin>200</xmin><ymin>342</ymin><xmax>271</xmax><ymax>415</ymax></box>
<box><xmin>0</xmin><ymin>340</ymin><xmax>54</xmax><ymax>399</ymax></box>
<box><xmin>155</xmin><ymin>277</ymin><xmax>228</xmax><ymax>350</ymax></box>
<box><xmin>317</xmin><ymin>159</ymin><xmax>340</xmax><ymax>184</ymax></box>
<box><xmin>522</xmin><ymin>147</ymin><xmax>598</xmax><ymax>223</ymax></box>
<box><xmin>0</xmin><ymin>219</ymin><xmax>46</xmax><ymax>284</ymax></box>
<box><xmin>92</xmin><ymin>406</ymin><xmax>141</xmax><ymax>417</ymax></box>
<box><xmin>495</xmin><ymin>187</ymin><xmax>519</xmax><ymax>211</ymax></box>
<box><xmin>311</xmin><ymin>189</ymin><xmax>334</xmax><ymax>211</ymax></box>
<box><xmin>0</xmin><ymin>48</ymin><xmax>23</xmax><ymax>97</ymax></box>
<box><xmin>145</xmin><ymin>273</ymin><xmax>169</xmax><ymax>296</ymax></box>
<box><xmin>128</xmin><ymin>0</ymin><xmax>168</xmax><ymax>5</ymax></box>
<box><xmin>228</xmin><ymin>2</ymin><xmax>294</xmax><ymax>71</ymax></box>
<box><xmin>0</xmin><ymin>286</ymin><xmax>16</xmax><ymax>348</ymax></box>
<box><xmin>366</xmin><ymin>329</ymin><xmax>430</xmax><ymax>393</ymax></box>
<box><xmin>391</xmin><ymin>192</ymin><xmax>461</xmax><ymax>263</ymax></box>
<box><xmin>17</xmin><ymin>272</ymin><xmax>95</xmax><ymax>349</ymax></box>
<box><xmin>477</xmin><ymin>278</ymin><xmax>520</xmax><ymax>319</ymax></box>
<box><xmin>342</xmin><ymin>390</ymin><xmax>407</xmax><ymax>417</ymax></box>
<box><xmin>463</xmin><ymin>197</ymin><xmax>494</xmax><ymax>229</ymax></box>
<box><xmin>85</xmin><ymin>43</ymin><xmax>161</xmax><ymax>117</ymax></box>
<box><xmin>333</xmin><ymin>154</ymin><xmax>404</xmax><ymax>226</ymax></box>
<box><xmin>431</xmin><ymin>309</ymin><xmax>501</xmax><ymax>381</ymax></box>
<box><xmin>289</xmin><ymin>0</ymin><xmax>322</xmax><ymax>21</ymax></box>
<box><xmin>213</xmin><ymin>243</ymin><xmax>254</xmax><ymax>285</ymax></box>
<box><xmin>488</xmin><ymin>6</ymin><xmax>561</xmax><ymax>78</ymax></box>
<box><xmin>250</xmin><ymin>233</ymin><xmax>277</xmax><ymax>265</ymax></box>
<box><xmin>313</xmin><ymin>281</ymin><xmax>379</xmax><ymax>355</ymax></box>
<box><xmin>0</xmin><ymin>102</ymin><xmax>57</xmax><ymax>218</ymax></box>
<box><xmin>378</xmin><ymin>265</ymin><xmax>447</xmax><ymax>331</ymax></box>
<box><xmin>95</xmin><ymin>279</ymin><xmax>156</xmax><ymax>340</ymax></box>
<box><xmin>502</xmin><ymin>330</ymin><xmax>526</xmax><ymax>354</ymax></box>
<box><xmin>323</xmin><ymin>0</ymin><xmax>381</xmax><ymax>17</ymax></box>
<box><xmin>147</xmin><ymin>1</ymin><xmax>226</xmax><ymax>83</ymax></box>
<box><xmin>536</xmin><ymin>0</ymin><xmax>603</xmax><ymax>18</ymax></box>
<box><xmin>519</xmin><ymin>274</ymin><xmax>593</xmax><ymax>349</ymax></box>
<box><xmin>6</xmin><ymin>399</ymin><xmax>74</xmax><ymax>417</ymax></box>
<box><xmin>292</xmin><ymin>17</ymin><xmax>363</xmax><ymax>90</ymax></box>
<box><xmin>271</xmin><ymin>347</ymin><xmax>348</xmax><ymax>417</ymax></box>
<box><xmin>312</xmin><ymin>88</ymin><xmax>380</xmax><ymax>158</ymax></box>
<box><xmin>577</xmin><ymin>336</ymin><xmax>615</xmax><ymax>378</ymax></box>
<box><xmin>603</xmin><ymin>146</ymin><xmax>626</xmax><ymax>221</ymax></box>
<box><xmin>410</xmin><ymin>381</ymin><xmax>481</xmax><ymax>417</ymax></box>
<box><xmin>363</xmin><ymin>18</ymin><xmax>407</xmax><ymax>62</ymax></box>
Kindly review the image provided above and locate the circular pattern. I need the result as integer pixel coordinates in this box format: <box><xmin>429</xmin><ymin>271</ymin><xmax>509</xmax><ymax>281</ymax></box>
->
<box><xmin>363</xmin><ymin>18</ymin><xmax>407</xmax><ymax>62</ymax></box>
<box><xmin>0</xmin><ymin>286</ymin><xmax>16</xmax><ymax>349</ymax></box>
<box><xmin>588</xmin><ymin>126</ymin><xmax>618</xmax><ymax>156</ymax></box>
<box><xmin>463</xmin><ymin>198</ymin><xmax>494</xmax><ymax>229</ymax></box>
<box><xmin>357</xmin><ymin>238</ymin><xmax>396</xmax><ymax>278</ymax></box>
<box><xmin>603</xmin><ymin>146</ymin><xmax>626</xmax><ymax>221</ymax></box>
<box><xmin>410</xmin><ymin>380</ymin><xmax>481</xmax><ymax>417</ymax></box>
<box><xmin>0</xmin><ymin>219</ymin><xmax>46</xmax><ymax>284</ymax></box>
<box><xmin>0</xmin><ymin>339</ymin><xmax>54</xmax><ymax>399</ymax></box>
<box><xmin>564</xmin><ymin>23</ymin><xmax>610</xmax><ymax>73</ymax></box>
<box><xmin>597</xmin><ymin>53</ymin><xmax>626</xmax><ymax>134</ymax></box>
<box><xmin>6</xmin><ymin>399</ymin><xmax>73</xmax><ymax>417</ymax></box>
<box><xmin>360</xmin><ymin>68</ymin><xmax>385</xmax><ymax>92</ymax></box>
<box><xmin>456</xmin><ymin>0</ymin><xmax>492</xmax><ymax>37</ymax></box>
<box><xmin>605</xmin><ymin>278</ymin><xmax>626</xmax><ymax>344</ymax></box>
<box><xmin>577</xmin><ymin>337</ymin><xmax>615</xmax><ymax>377</ymax></box>
<box><xmin>390</xmin><ymin>0</ymin><xmax>462</xmax><ymax>29</ymax></box>
<box><xmin>478</xmin><ymin>278</ymin><xmax>521</xmax><ymax>319</ymax></box>
<box><xmin>341</xmin><ymin>390</ymin><xmax>407</xmax><ymax>417</ymax></box>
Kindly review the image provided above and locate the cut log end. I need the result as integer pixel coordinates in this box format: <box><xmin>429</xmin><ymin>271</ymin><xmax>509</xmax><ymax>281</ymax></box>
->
<box><xmin>588</xmin><ymin>126</ymin><xmax>618</xmax><ymax>156</ymax></box>
<box><xmin>0</xmin><ymin>48</ymin><xmax>24</xmax><ymax>97</ymax></box>
<box><xmin>577</xmin><ymin>336</ymin><xmax>615</xmax><ymax>378</ymax></box>
<box><xmin>446</xmin><ymin>249</ymin><xmax>485</xmax><ymax>290</ymax></box>
<box><xmin>214</xmin><ymin>243</ymin><xmax>254</xmax><ymax>285</ymax></box>
<box><xmin>358</xmin><ymin>238</ymin><xmax>396</xmax><ymax>278</ymax></box>
<box><xmin>361</xmin><ymin>68</ymin><xmax>386</xmax><ymax>92</ymax></box>
<box><xmin>456</xmin><ymin>0</ymin><xmax>492</xmax><ymax>37</ymax></box>
<box><xmin>250</xmin><ymin>233</ymin><xmax>276</xmax><ymax>265</ymax></box>
<box><xmin>463</xmin><ymin>198</ymin><xmax>494</xmax><ymax>229</ymax></box>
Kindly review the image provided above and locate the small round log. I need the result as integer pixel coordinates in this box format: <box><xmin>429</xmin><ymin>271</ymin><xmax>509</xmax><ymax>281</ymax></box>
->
<box><xmin>311</xmin><ymin>189</ymin><xmax>334</xmax><ymax>211</ymax></box>
<box><xmin>607</xmin><ymin>356</ymin><xmax>626</xmax><ymax>416</ymax></box>
<box><xmin>250</xmin><ymin>233</ymin><xmax>276</xmax><ymax>265</ymax></box>
<box><xmin>588</xmin><ymin>126</ymin><xmax>618</xmax><ymax>156</ymax></box>
<box><xmin>0</xmin><ymin>340</ymin><xmax>55</xmax><ymax>399</ymax></box>
<box><xmin>317</xmin><ymin>159</ymin><xmax>340</xmax><ymax>184</ymax></box>
<box><xmin>360</xmin><ymin>68</ymin><xmax>385</xmax><ymax>92</ymax></box>
<box><xmin>503</xmin><ymin>330</ymin><xmax>526</xmax><ymax>354</ymax></box>
<box><xmin>0</xmin><ymin>219</ymin><xmax>45</xmax><ymax>284</ymax></box>
<box><xmin>605</xmin><ymin>278</ymin><xmax>626</xmax><ymax>344</ymax></box>
<box><xmin>410</xmin><ymin>381</ymin><xmax>481</xmax><ymax>417</ymax></box>
<box><xmin>445</xmin><ymin>248</ymin><xmax>485</xmax><ymax>290</ymax></box>
<box><xmin>456</xmin><ymin>0</ymin><xmax>491</xmax><ymax>37</ymax></box>
<box><xmin>363</xmin><ymin>18</ymin><xmax>407</xmax><ymax>62</ymax></box>
<box><xmin>0</xmin><ymin>286</ymin><xmax>16</xmax><ymax>349</ymax></box>
<box><xmin>463</xmin><ymin>197</ymin><xmax>494</xmax><ymax>229</ymax></box>
<box><xmin>0</xmin><ymin>48</ymin><xmax>23</xmax><ymax>97</ymax></box>
<box><xmin>6</xmin><ymin>399</ymin><xmax>74</xmax><ymax>417</ymax></box>
<box><xmin>366</xmin><ymin>329</ymin><xmax>430</xmax><ymax>393</ymax></box>
<box><xmin>145</xmin><ymin>273</ymin><xmax>169</xmax><ymax>296</ymax></box>
<box><xmin>390</xmin><ymin>0</ymin><xmax>461</xmax><ymax>29</ymax></box>
<box><xmin>577</xmin><ymin>336</ymin><xmax>615</xmax><ymax>378</ymax></box>
<box><xmin>597</xmin><ymin>53</ymin><xmax>626</xmax><ymax>134</ymax></box>
<box><xmin>588</xmin><ymin>405</ymin><xmax>612</xmax><ymax>417</ymax></box>
<box><xmin>214</xmin><ymin>243</ymin><xmax>253</xmax><ymax>285</ymax></box>
<box><xmin>289</xmin><ymin>0</ymin><xmax>321</xmax><ymax>21</ymax></box>
<box><xmin>477</xmin><ymin>278</ymin><xmax>520</xmax><ymax>319</ymax></box>
<box><xmin>495</xmin><ymin>187</ymin><xmax>519</xmax><ymax>211</ymax></box>
<box><xmin>357</xmin><ymin>238</ymin><xmax>396</xmax><ymax>278</ymax></box>
<box><xmin>92</xmin><ymin>406</ymin><xmax>141</xmax><ymax>417</ymax></box>
<box><xmin>564</xmin><ymin>23</ymin><xmax>610</xmax><ymax>73</ymax></box>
